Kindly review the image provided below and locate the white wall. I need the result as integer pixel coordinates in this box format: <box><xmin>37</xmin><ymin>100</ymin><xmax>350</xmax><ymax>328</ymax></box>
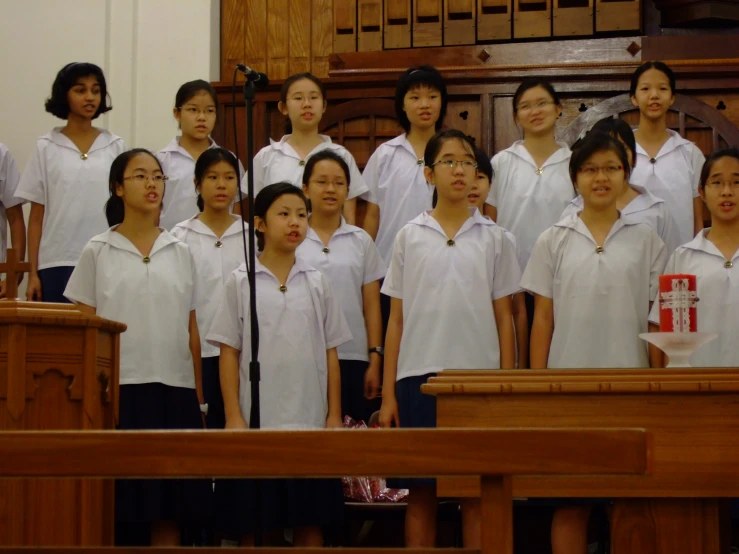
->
<box><xmin>0</xmin><ymin>0</ymin><xmax>219</xmax><ymax>295</ymax></box>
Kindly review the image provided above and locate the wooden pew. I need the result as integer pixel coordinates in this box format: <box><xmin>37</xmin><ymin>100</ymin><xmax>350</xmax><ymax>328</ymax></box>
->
<box><xmin>0</xmin><ymin>428</ymin><xmax>649</xmax><ymax>552</ymax></box>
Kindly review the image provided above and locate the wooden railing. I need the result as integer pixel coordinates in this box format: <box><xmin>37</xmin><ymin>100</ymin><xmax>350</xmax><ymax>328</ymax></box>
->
<box><xmin>0</xmin><ymin>428</ymin><xmax>649</xmax><ymax>553</ymax></box>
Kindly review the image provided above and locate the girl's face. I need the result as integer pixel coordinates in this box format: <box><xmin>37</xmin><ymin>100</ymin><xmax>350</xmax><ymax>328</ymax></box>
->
<box><xmin>575</xmin><ymin>149</ymin><xmax>628</xmax><ymax>210</ymax></box>
<box><xmin>256</xmin><ymin>193</ymin><xmax>308</xmax><ymax>252</ymax></box>
<box><xmin>514</xmin><ymin>86</ymin><xmax>561</xmax><ymax>136</ymax></box>
<box><xmin>403</xmin><ymin>85</ymin><xmax>442</xmax><ymax>132</ymax></box>
<box><xmin>116</xmin><ymin>153</ymin><xmax>165</xmax><ymax>216</ymax></box>
<box><xmin>699</xmin><ymin>156</ymin><xmax>739</xmax><ymax>223</ymax></box>
<box><xmin>424</xmin><ymin>138</ymin><xmax>476</xmax><ymax>205</ymax></box>
<box><xmin>468</xmin><ymin>171</ymin><xmax>491</xmax><ymax>212</ymax></box>
<box><xmin>175</xmin><ymin>91</ymin><xmax>217</xmax><ymax>141</ymax></box>
<box><xmin>302</xmin><ymin>159</ymin><xmax>349</xmax><ymax>216</ymax></box>
<box><xmin>197</xmin><ymin>160</ymin><xmax>238</xmax><ymax>212</ymax></box>
<box><xmin>67</xmin><ymin>75</ymin><xmax>101</xmax><ymax>120</ymax></box>
<box><xmin>279</xmin><ymin>78</ymin><xmax>326</xmax><ymax>132</ymax></box>
<box><xmin>631</xmin><ymin>68</ymin><xmax>675</xmax><ymax>121</ymax></box>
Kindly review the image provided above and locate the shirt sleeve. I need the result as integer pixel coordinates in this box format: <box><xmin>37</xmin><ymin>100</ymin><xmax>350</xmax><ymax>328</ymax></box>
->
<box><xmin>649</xmin><ymin>230</ymin><xmax>668</xmax><ymax>301</ymax></box>
<box><xmin>648</xmin><ymin>252</ymin><xmax>676</xmax><ymax>325</ymax></box>
<box><xmin>379</xmin><ymin>228</ymin><xmax>406</xmax><ymax>299</ymax></box>
<box><xmin>360</xmin><ymin>149</ymin><xmax>381</xmax><ymax>204</ymax></box>
<box><xmin>321</xmin><ymin>273</ymin><xmax>353</xmax><ymax>349</ymax></box>
<box><xmin>15</xmin><ymin>142</ymin><xmax>46</xmax><ymax>205</ymax></box>
<box><xmin>486</xmin><ymin>155</ymin><xmax>500</xmax><ymax>208</ymax></box>
<box><xmin>361</xmin><ymin>232</ymin><xmax>386</xmax><ymax>284</ymax></box>
<box><xmin>491</xmin><ymin>230</ymin><xmax>522</xmax><ymax>300</ymax></box>
<box><xmin>206</xmin><ymin>271</ymin><xmax>244</xmax><ymax>350</ymax></box>
<box><xmin>340</xmin><ymin>148</ymin><xmax>369</xmax><ymax>200</ymax></box>
<box><xmin>520</xmin><ymin>230</ymin><xmax>555</xmax><ymax>299</ymax></box>
<box><xmin>0</xmin><ymin>147</ymin><xmax>22</xmax><ymax>209</ymax></box>
<box><xmin>250</xmin><ymin>148</ymin><xmax>268</xmax><ymax>197</ymax></box>
<box><xmin>690</xmin><ymin>145</ymin><xmax>706</xmax><ymax>198</ymax></box>
<box><xmin>188</xmin><ymin>247</ymin><xmax>200</xmax><ymax>312</ymax></box>
<box><xmin>63</xmin><ymin>243</ymin><xmax>98</xmax><ymax>307</ymax></box>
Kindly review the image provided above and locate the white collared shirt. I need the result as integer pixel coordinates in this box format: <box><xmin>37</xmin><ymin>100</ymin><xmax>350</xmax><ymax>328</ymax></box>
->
<box><xmin>251</xmin><ymin>134</ymin><xmax>368</xmax><ymax>201</ymax></box>
<box><xmin>486</xmin><ymin>141</ymin><xmax>575</xmax><ymax>270</ymax></box>
<box><xmin>630</xmin><ymin>129</ymin><xmax>705</xmax><ymax>246</ymax></box>
<box><xmin>156</xmin><ymin>137</ymin><xmax>246</xmax><ymax>230</ymax></box>
<box><xmin>171</xmin><ymin>215</ymin><xmax>248</xmax><ymax>357</ymax></box>
<box><xmin>521</xmin><ymin>214</ymin><xmax>667</xmax><ymax>369</ymax></box>
<box><xmin>360</xmin><ymin>134</ymin><xmax>433</xmax><ymax>264</ymax></box>
<box><xmin>207</xmin><ymin>257</ymin><xmax>352</xmax><ymax>429</ymax></box>
<box><xmin>16</xmin><ymin>128</ymin><xmax>126</xmax><ymax>269</ymax></box>
<box><xmin>381</xmin><ymin>210</ymin><xmax>521</xmax><ymax>379</ymax></box>
<box><xmin>0</xmin><ymin>143</ymin><xmax>23</xmax><ymax>262</ymax></box>
<box><xmin>648</xmin><ymin>229</ymin><xmax>739</xmax><ymax>367</ymax></box>
<box><xmin>297</xmin><ymin>217</ymin><xmax>386</xmax><ymax>361</ymax></box>
<box><xmin>561</xmin><ymin>184</ymin><xmax>681</xmax><ymax>253</ymax></box>
<box><xmin>63</xmin><ymin>228</ymin><xmax>199</xmax><ymax>389</ymax></box>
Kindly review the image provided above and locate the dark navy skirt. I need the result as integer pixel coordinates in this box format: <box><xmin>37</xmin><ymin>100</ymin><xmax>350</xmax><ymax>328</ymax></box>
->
<box><xmin>202</xmin><ymin>356</ymin><xmax>225</xmax><ymax>429</ymax></box>
<box><xmin>39</xmin><ymin>266</ymin><xmax>74</xmax><ymax>303</ymax></box>
<box><xmin>340</xmin><ymin>359</ymin><xmax>380</xmax><ymax>424</ymax></box>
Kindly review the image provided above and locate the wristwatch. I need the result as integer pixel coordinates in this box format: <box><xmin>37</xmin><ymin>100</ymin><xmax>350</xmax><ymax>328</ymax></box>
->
<box><xmin>369</xmin><ymin>347</ymin><xmax>384</xmax><ymax>356</ymax></box>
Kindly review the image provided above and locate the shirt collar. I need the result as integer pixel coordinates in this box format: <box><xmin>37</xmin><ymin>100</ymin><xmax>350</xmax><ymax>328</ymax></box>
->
<box><xmin>268</xmin><ymin>134</ymin><xmax>333</xmax><ymax>156</ymax></box>
<box><xmin>682</xmin><ymin>229</ymin><xmax>739</xmax><ymax>261</ymax></box>
<box><xmin>242</xmin><ymin>255</ymin><xmax>316</xmax><ymax>283</ymax></box>
<box><xmin>555</xmin><ymin>212</ymin><xmax>633</xmax><ymax>242</ymax></box>
<box><xmin>305</xmin><ymin>216</ymin><xmax>358</xmax><ymax>244</ymax></box>
<box><xmin>92</xmin><ymin>227</ymin><xmax>179</xmax><ymax>257</ymax></box>
<box><xmin>45</xmin><ymin>127</ymin><xmax>119</xmax><ymax>153</ymax></box>
<box><xmin>411</xmin><ymin>207</ymin><xmax>492</xmax><ymax>237</ymax></box>
<box><xmin>160</xmin><ymin>136</ymin><xmax>218</xmax><ymax>159</ymax></box>
<box><xmin>174</xmin><ymin>214</ymin><xmax>245</xmax><ymax>238</ymax></box>
<box><xmin>508</xmin><ymin>140</ymin><xmax>571</xmax><ymax>168</ymax></box>
<box><xmin>635</xmin><ymin>129</ymin><xmax>692</xmax><ymax>159</ymax></box>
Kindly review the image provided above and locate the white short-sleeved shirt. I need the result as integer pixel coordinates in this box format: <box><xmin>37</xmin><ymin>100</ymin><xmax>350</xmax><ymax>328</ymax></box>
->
<box><xmin>561</xmin><ymin>184</ymin><xmax>681</xmax><ymax>253</ymax></box>
<box><xmin>297</xmin><ymin>217</ymin><xmax>386</xmax><ymax>361</ymax></box>
<box><xmin>381</xmin><ymin>210</ymin><xmax>521</xmax><ymax>380</ymax></box>
<box><xmin>251</xmin><ymin>135</ymin><xmax>368</xmax><ymax>201</ymax></box>
<box><xmin>521</xmin><ymin>214</ymin><xmax>667</xmax><ymax>369</ymax></box>
<box><xmin>0</xmin><ymin>143</ymin><xmax>24</xmax><ymax>262</ymax></box>
<box><xmin>206</xmin><ymin>257</ymin><xmax>352</xmax><ymax>429</ymax></box>
<box><xmin>648</xmin><ymin>230</ymin><xmax>739</xmax><ymax>367</ymax></box>
<box><xmin>64</xmin><ymin>228</ymin><xmax>199</xmax><ymax>389</ymax></box>
<box><xmin>171</xmin><ymin>215</ymin><xmax>247</xmax><ymax>357</ymax></box>
<box><xmin>630</xmin><ymin>130</ymin><xmax>705</xmax><ymax>246</ymax></box>
<box><xmin>360</xmin><ymin>134</ymin><xmax>433</xmax><ymax>264</ymax></box>
<box><xmin>16</xmin><ymin>128</ymin><xmax>126</xmax><ymax>269</ymax></box>
<box><xmin>156</xmin><ymin>137</ymin><xmax>246</xmax><ymax>231</ymax></box>
<box><xmin>486</xmin><ymin>141</ymin><xmax>574</xmax><ymax>270</ymax></box>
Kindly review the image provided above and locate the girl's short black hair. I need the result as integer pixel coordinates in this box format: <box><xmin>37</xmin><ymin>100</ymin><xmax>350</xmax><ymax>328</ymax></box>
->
<box><xmin>512</xmin><ymin>78</ymin><xmax>561</xmax><ymax>115</ymax></box>
<box><xmin>699</xmin><ymin>147</ymin><xmax>739</xmax><ymax>189</ymax></box>
<box><xmin>590</xmin><ymin>117</ymin><xmax>637</xmax><ymax>168</ymax></box>
<box><xmin>474</xmin><ymin>146</ymin><xmax>493</xmax><ymax>182</ymax></box>
<box><xmin>45</xmin><ymin>62</ymin><xmax>112</xmax><ymax>120</ymax></box>
<box><xmin>395</xmin><ymin>65</ymin><xmax>448</xmax><ymax>133</ymax></box>
<box><xmin>629</xmin><ymin>61</ymin><xmax>676</xmax><ymax>97</ymax></box>
<box><xmin>175</xmin><ymin>79</ymin><xmax>219</xmax><ymax>112</ymax></box>
<box><xmin>194</xmin><ymin>148</ymin><xmax>241</xmax><ymax>211</ymax></box>
<box><xmin>569</xmin><ymin>132</ymin><xmax>631</xmax><ymax>186</ymax></box>
<box><xmin>105</xmin><ymin>149</ymin><xmax>164</xmax><ymax>226</ymax></box>
<box><xmin>302</xmin><ymin>150</ymin><xmax>351</xmax><ymax>187</ymax></box>
<box><xmin>424</xmin><ymin>129</ymin><xmax>476</xmax><ymax>167</ymax></box>
<box><xmin>254</xmin><ymin>182</ymin><xmax>308</xmax><ymax>251</ymax></box>
<box><xmin>280</xmin><ymin>73</ymin><xmax>327</xmax><ymax>134</ymax></box>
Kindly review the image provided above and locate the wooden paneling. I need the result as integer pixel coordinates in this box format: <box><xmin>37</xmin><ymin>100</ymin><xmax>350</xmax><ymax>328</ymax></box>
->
<box><xmin>553</xmin><ymin>0</ymin><xmax>593</xmax><ymax>37</ymax></box>
<box><xmin>478</xmin><ymin>0</ymin><xmax>513</xmax><ymax>41</ymax></box>
<box><xmin>312</xmin><ymin>0</ymin><xmax>334</xmax><ymax>77</ymax></box>
<box><xmin>595</xmin><ymin>0</ymin><xmax>640</xmax><ymax>31</ymax></box>
<box><xmin>445</xmin><ymin>0</ymin><xmax>476</xmax><ymax>46</ymax></box>
<box><xmin>221</xmin><ymin>0</ymin><xmax>245</xmax><ymax>81</ymax></box>
<box><xmin>414</xmin><ymin>0</ymin><xmax>443</xmax><ymax>46</ymax></box>
<box><xmin>385</xmin><ymin>0</ymin><xmax>412</xmax><ymax>48</ymax></box>
<box><xmin>334</xmin><ymin>0</ymin><xmax>358</xmax><ymax>52</ymax></box>
<box><xmin>513</xmin><ymin>0</ymin><xmax>552</xmax><ymax>38</ymax></box>
<box><xmin>245</xmin><ymin>0</ymin><xmax>268</xmax><ymax>73</ymax></box>
<box><xmin>359</xmin><ymin>0</ymin><xmax>383</xmax><ymax>51</ymax></box>
<box><xmin>267</xmin><ymin>0</ymin><xmax>289</xmax><ymax>80</ymax></box>
<box><xmin>289</xmin><ymin>0</ymin><xmax>312</xmax><ymax>74</ymax></box>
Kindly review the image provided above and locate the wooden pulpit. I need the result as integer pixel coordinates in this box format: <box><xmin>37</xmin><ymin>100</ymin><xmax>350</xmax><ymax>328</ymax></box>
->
<box><xmin>0</xmin><ymin>249</ymin><xmax>126</xmax><ymax>545</ymax></box>
<box><xmin>424</xmin><ymin>368</ymin><xmax>739</xmax><ymax>554</ymax></box>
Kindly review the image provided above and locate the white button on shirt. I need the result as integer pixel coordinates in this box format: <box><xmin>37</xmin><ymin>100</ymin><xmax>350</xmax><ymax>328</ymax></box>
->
<box><xmin>251</xmin><ymin>135</ymin><xmax>368</xmax><ymax>201</ymax></box>
<box><xmin>297</xmin><ymin>217</ymin><xmax>386</xmax><ymax>361</ymax></box>
<box><xmin>521</xmin><ymin>214</ymin><xmax>667</xmax><ymax>369</ymax></box>
<box><xmin>0</xmin><ymin>143</ymin><xmax>24</xmax><ymax>262</ymax></box>
<box><xmin>156</xmin><ymin>137</ymin><xmax>246</xmax><ymax>231</ymax></box>
<box><xmin>64</xmin><ymin>229</ymin><xmax>199</xmax><ymax>389</ymax></box>
<box><xmin>561</xmin><ymin>184</ymin><xmax>681</xmax><ymax>254</ymax></box>
<box><xmin>381</xmin><ymin>210</ymin><xmax>521</xmax><ymax>380</ymax></box>
<box><xmin>648</xmin><ymin>229</ymin><xmax>739</xmax><ymax>367</ymax></box>
<box><xmin>171</xmin><ymin>215</ymin><xmax>248</xmax><ymax>357</ymax></box>
<box><xmin>630</xmin><ymin>130</ymin><xmax>705</xmax><ymax>246</ymax></box>
<box><xmin>360</xmin><ymin>134</ymin><xmax>433</xmax><ymax>265</ymax></box>
<box><xmin>486</xmin><ymin>142</ymin><xmax>575</xmax><ymax>270</ymax></box>
<box><xmin>207</xmin><ymin>257</ymin><xmax>352</xmax><ymax>429</ymax></box>
<box><xmin>16</xmin><ymin>128</ymin><xmax>126</xmax><ymax>269</ymax></box>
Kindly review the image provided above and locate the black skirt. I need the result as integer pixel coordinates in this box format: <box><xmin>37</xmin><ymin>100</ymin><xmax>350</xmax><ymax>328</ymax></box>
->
<box><xmin>115</xmin><ymin>383</ymin><xmax>213</xmax><ymax>525</ymax></box>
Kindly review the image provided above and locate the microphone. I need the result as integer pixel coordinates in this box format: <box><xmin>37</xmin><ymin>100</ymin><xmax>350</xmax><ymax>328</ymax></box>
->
<box><xmin>236</xmin><ymin>64</ymin><xmax>269</xmax><ymax>87</ymax></box>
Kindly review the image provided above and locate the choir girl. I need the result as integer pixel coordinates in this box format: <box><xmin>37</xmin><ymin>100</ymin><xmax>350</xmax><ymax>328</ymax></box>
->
<box><xmin>250</xmin><ymin>73</ymin><xmax>368</xmax><ymax>224</ymax></box>
<box><xmin>170</xmin><ymin>147</ymin><xmax>246</xmax><ymax>429</ymax></box>
<box><xmin>207</xmin><ymin>182</ymin><xmax>350</xmax><ymax>546</ymax></box>
<box><xmin>562</xmin><ymin>117</ymin><xmax>681</xmax><ymax>253</ymax></box>
<box><xmin>649</xmin><ymin>148</ymin><xmax>739</xmax><ymax>367</ymax></box>
<box><xmin>629</xmin><ymin>61</ymin><xmax>706</xmax><ymax>245</ymax></box>
<box><xmin>157</xmin><ymin>79</ymin><xmax>244</xmax><ymax>230</ymax></box>
<box><xmin>482</xmin><ymin>78</ymin><xmax>574</xmax><ymax>321</ymax></box>
<box><xmin>297</xmin><ymin>150</ymin><xmax>385</xmax><ymax>423</ymax></box>
<box><xmin>63</xmin><ymin>148</ymin><xmax>209</xmax><ymax>546</ymax></box>
<box><xmin>17</xmin><ymin>62</ymin><xmax>126</xmax><ymax>302</ymax></box>
<box><xmin>379</xmin><ymin>129</ymin><xmax>519</xmax><ymax>548</ymax></box>
<box><xmin>521</xmin><ymin>132</ymin><xmax>667</xmax><ymax>554</ymax></box>
<box><xmin>0</xmin><ymin>143</ymin><xmax>26</xmax><ymax>296</ymax></box>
